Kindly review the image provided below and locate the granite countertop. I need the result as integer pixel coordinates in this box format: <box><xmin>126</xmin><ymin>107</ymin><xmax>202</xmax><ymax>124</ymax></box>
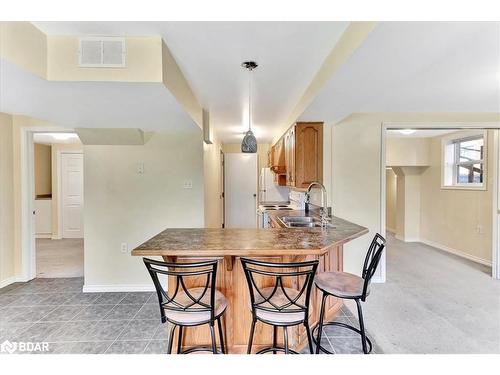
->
<box><xmin>131</xmin><ymin>214</ymin><xmax>368</xmax><ymax>257</ymax></box>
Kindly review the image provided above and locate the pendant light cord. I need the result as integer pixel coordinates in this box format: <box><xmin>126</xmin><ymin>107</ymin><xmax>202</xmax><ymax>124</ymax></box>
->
<box><xmin>248</xmin><ymin>67</ymin><xmax>252</xmax><ymax>132</ymax></box>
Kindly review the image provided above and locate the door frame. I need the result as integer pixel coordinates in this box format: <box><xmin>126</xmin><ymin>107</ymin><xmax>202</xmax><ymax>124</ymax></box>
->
<box><xmin>58</xmin><ymin>150</ymin><xmax>84</xmax><ymax>239</ymax></box>
<box><xmin>20</xmin><ymin>126</ymin><xmax>77</xmax><ymax>281</ymax></box>
<box><xmin>380</xmin><ymin>122</ymin><xmax>500</xmax><ymax>281</ymax></box>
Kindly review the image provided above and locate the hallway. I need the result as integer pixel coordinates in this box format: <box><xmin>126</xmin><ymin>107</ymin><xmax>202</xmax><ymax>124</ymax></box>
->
<box><xmin>362</xmin><ymin>233</ymin><xmax>500</xmax><ymax>353</ymax></box>
<box><xmin>36</xmin><ymin>239</ymin><xmax>84</xmax><ymax>278</ymax></box>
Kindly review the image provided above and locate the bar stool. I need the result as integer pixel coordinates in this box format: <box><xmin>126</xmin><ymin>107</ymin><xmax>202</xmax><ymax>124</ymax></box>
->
<box><xmin>241</xmin><ymin>257</ymin><xmax>319</xmax><ymax>354</ymax></box>
<box><xmin>143</xmin><ymin>258</ymin><xmax>227</xmax><ymax>354</ymax></box>
<box><xmin>313</xmin><ymin>233</ymin><xmax>386</xmax><ymax>354</ymax></box>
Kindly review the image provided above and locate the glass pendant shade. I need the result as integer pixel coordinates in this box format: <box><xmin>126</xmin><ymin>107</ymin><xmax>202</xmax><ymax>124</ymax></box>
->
<box><xmin>241</xmin><ymin>130</ymin><xmax>257</xmax><ymax>153</ymax></box>
<box><xmin>241</xmin><ymin>61</ymin><xmax>258</xmax><ymax>153</ymax></box>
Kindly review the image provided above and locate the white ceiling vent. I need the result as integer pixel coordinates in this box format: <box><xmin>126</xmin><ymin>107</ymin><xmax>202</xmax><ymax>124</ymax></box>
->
<box><xmin>79</xmin><ymin>37</ymin><xmax>126</xmax><ymax>68</ymax></box>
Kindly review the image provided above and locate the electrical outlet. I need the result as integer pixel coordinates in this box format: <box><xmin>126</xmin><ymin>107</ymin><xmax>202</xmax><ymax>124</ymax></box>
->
<box><xmin>183</xmin><ymin>180</ymin><xmax>193</xmax><ymax>189</ymax></box>
<box><xmin>120</xmin><ymin>243</ymin><xmax>128</xmax><ymax>253</ymax></box>
<box><xmin>476</xmin><ymin>224</ymin><xmax>484</xmax><ymax>234</ymax></box>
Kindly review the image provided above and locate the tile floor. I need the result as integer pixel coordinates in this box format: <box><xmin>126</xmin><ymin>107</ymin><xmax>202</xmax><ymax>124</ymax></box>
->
<box><xmin>0</xmin><ymin>277</ymin><xmax>378</xmax><ymax>354</ymax></box>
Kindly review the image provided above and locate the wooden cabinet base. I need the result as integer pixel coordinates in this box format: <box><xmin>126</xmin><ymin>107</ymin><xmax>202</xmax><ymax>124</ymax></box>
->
<box><xmin>162</xmin><ymin>245</ymin><xmax>343</xmax><ymax>354</ymax></box>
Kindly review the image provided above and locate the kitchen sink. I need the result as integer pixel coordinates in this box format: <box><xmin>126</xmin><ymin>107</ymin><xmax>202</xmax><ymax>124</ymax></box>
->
<box><xmin>279</xmin><ymin>216</ymin><xmax>335</xmax><ymax>229</ymax></box>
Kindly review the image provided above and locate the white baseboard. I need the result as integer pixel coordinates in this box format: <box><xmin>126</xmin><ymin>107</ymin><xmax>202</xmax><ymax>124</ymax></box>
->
<box><xmin>0</xmin><ymin>275</ymin><xmax>32</xmax><ymax>289</ymax></box>
<box><xmin>420</xmin><ymin>238</ymin><xmax>492</xmax><ymax>267</ymax></box>
<box><xmin>83</xmin><ymin>284</ymin><xmax>155</xmax><ymax>293</ymax></box>
<box><xmin>36</xmin><ymin>233</ymin><xmax>52</xmax><ymax>239</ymax></box>
<box><xmin>395</xmin><ymin>234</ymin><xmax>420</xmax><ymax>242</ymax></box>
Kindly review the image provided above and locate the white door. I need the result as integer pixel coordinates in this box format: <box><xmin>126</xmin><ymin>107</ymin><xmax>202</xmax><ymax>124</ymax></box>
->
<box><xmin>61</xmin><ymin>153</ymin><xmax>84</xmax><ymax>238</ymax></box>
<box><xmin>224</xmin><ymin>153</ymin><xmax>258</xmax><ymax>228</ymax></box>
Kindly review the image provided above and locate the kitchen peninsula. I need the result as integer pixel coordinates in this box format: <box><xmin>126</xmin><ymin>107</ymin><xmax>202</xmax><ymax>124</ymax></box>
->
<box><xmin>131</xmin><ymin>216</ymin><xmax>368</xmax><ymax>353</ymax></box>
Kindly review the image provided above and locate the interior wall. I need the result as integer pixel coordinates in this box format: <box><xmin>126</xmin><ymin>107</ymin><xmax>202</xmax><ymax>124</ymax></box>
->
<box><xmin>331</xmin><ymin>113</ymin><xmax>499</xmax><ymax>278</ymax></box>
<box><xmin>0</xmin><ymin>22</ymin><xmax>47</xmax><ymax>78</ymax></box>
<box><xmin>0</xmin><ymin>113</ymin><xmax>15</xmax><ymax>286</ymax></box>
<box><xmin>83</xmin><ymin>130</ymin><xmax>204</xmax><ymax>290</ymax></box>
<box><xmin>386</xmin><ymin>137</ymin><xmax>430</xmax><ymax>166</ymax></box>
<box><xmin>203</xmin><ymin>135</ymin><xmax>223</xmax><ymax>228</ymax></box>
<box><xmin>420</xmin><ymin>130</ymin><xmax>494</xmax><ymax>263</ymax></box>
<box><xmin>47</xmin><ymin>36</ymin><xmax>163</xmax><ymax>82</ymax></box>
<box><xmin>385</xmin><ymin>168</ymin><xmax>397</xmax><ymax>233</ymax></box>
<box><xmin>51</xmin><ymin>143</ymin><xmax>84</xmax><ymax>239</ymax></box>
<box><xmin>34</xmin><ymin>143</ymin><xmax>52</xmax><ymax>197</ymax></box>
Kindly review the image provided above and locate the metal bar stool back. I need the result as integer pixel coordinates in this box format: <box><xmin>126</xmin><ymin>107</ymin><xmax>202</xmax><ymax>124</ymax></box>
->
<box><xmin>313</xmin><ymin>233</ymin><xmax>386</xmax><ymax>354</ymax></box>
<box><xmin>241</xmin><ymin>257</ymin><xmax>319</xmax><ymax>354</ymax></box>
<box><xmin>143</xmin><ymin>257</ymin><xmax>227</xmax><ymax>354</ymax></box>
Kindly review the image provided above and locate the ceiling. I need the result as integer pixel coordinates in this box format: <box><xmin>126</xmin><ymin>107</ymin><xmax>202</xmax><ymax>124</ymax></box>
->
<box><xmin>3</xmin><ymin>22</ymin><xmax>499</xmax><ymax>145</ymax></box>
<box><xmin>32</xmin><ymin>21</ymin><xmax>350</xmax><ymax>143</ymax></box>
<box><xmin>33</xmin><ymin>132</ymin><xmax>81</xmax><ymax>145</ymax></box>
<box><xmin>386</xmin><ymin>129</ymin><xmax>460</xmax><ymax>138</ymax></box>
<box><xmin>300</xmin><ymin>22</ymin><xmax>500</xmax><ymax>123</ymax></box>
<box><xmin>0</xmin><ymin>58</ymin><xmax>197</xmax><ymax>132</ymax></box>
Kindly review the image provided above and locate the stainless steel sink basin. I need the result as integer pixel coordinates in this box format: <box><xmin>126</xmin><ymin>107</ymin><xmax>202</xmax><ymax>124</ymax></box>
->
<box><xmin>281</xmin><ymin>216</ymin><xmax>314</xmax><ymax>224</ymax></box>
<box><xmin>279</xmin><ymin>216</ymin><xmax>336</xmax><ymax>229</ymax></box>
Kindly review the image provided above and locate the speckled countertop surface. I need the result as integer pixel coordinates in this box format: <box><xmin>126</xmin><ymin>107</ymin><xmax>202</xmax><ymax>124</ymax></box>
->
<box><xmin>131</xmin><ymin>213</ymin><xmax>368</xmax><ymax>257</ymax></box>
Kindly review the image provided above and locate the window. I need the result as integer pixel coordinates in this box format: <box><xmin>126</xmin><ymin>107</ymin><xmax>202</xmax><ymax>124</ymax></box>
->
<box><xmin>442</xmin><ymin>132</ymin><xmax>486</xmax><ymax>189</ymax></box>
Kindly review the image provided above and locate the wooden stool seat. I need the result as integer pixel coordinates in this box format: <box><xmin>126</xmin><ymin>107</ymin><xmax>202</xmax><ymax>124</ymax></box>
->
<box><xmin>164</xmin><ymin>287</ymin><xmax>227</xmax><ymax>325</ymax></box>
<box><xmin>254</xmin><ymin>287</ymin><xmax>306</xmax><ymax>324</ymax></box>
<box><xmin>315</xmin><ymin>271</ymin><xmax>368</xmax><ymax>299</ymax></box>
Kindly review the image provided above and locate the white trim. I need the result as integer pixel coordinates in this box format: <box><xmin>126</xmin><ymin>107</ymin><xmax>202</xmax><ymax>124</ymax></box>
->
<box><xmin>440</xmin><ymin>130</ymin><xmax>487</xmax><ymax>190</ymax></box>
<box><xmin>420</xmin><ymin>238</ymin><xmax>492</xmax><ymax>267</ymax></box>
<box><xmin>377</xmin><ymin>122</ymin><xmax>387</xmax><ymax>283</ymax></box>
<box><xmin>83</xmin><ymin>284</ymin><xmax>155</xmax><ymax>293</ymax></box>
<box><xmin>492</xmin><ymin>130</ymin><xmax>499</xmax><ymax>279</ymax></box>
<box><xmin>395</xmin><ymin>235</ymin><xmax>420</xmax><ymax>242</ymax></box>
<box><xmin>381</xmin><ymin>122</ymin><xmax>500</xmax><ymax>281</ymax></box>
<box><xmin>35</xmin><ymin>234</ymin><xmax>52</xmax><ymax>239</ymax></box>
<box><xmin>21</xmin><ymin>126</ymin><xmax>77</xmax><ymax>282</ymax></box>
<box><xmin>0</xmin><ymin>275</ymin><xmax>31</xmax><ymax>289</ymax></box>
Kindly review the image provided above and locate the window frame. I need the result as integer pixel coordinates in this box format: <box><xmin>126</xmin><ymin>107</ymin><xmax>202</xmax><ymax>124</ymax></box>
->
<box><xmin>441</xmin><ymin>130</ymin><xmax>487</xmax><ymax>190</ymax></box>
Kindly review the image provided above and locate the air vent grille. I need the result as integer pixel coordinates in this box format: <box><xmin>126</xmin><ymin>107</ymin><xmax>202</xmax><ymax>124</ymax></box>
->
<box><xmin>79</xmin><ymin>37</ymin><xmax>126</xmax><ymax>68</ymax></box>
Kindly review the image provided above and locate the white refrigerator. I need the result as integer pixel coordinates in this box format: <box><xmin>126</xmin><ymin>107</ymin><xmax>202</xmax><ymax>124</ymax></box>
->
<box><xmin>259</xmin><ymin>167</ymin><xmax>289</xmax><ymax>203</ymax></box>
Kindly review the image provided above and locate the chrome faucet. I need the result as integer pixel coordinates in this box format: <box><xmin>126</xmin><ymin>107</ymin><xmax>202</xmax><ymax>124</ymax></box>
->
<box><xmin>305</xmin><ymin>181</ymin><xmax>330</xmax><ymax>227</ymax></box>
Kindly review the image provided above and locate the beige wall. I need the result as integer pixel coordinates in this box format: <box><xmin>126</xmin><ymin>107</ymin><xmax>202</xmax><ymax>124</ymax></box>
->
<box><xmin>34</xmin><ymin>143</ymin><xmax>52</xmax><ymax>197</ymax></box>
<box><xmin>47</xmin><ymin>36</ymin><xmax>163</xmax><ymax>82</ymax></box>
<box><xmin>385</xmin><ymin>168</ymin><xmax>397</xmax><ymax>233</ymax></box>
<box><xmin>0</xmin><ymin>113</ymin><xmax>15</xmax><ymax>285</ymax></box>
<box><xmin>51</xmin><ymin>143</ymin><xmax>84</xmax><ymax>239</ymax></box>
<box><xmin>83</xmin><ymin>130</ymin><xmax>204</xmax><ymax>289</ymax></box>
<box><xmin>203</xmin><ymin>136</ymin><xmax>223</xmax><ymax>228</ymax></box>
<box><xmin>386</xmin><ymin>137</ymin><xmax>430</xmax><ymax>166</ymax></box>
<box><xmin>0</xmin><ymin>22</ymin><xmax>47</xmax><ymax>78</ymax></box>
<box><xmin>420</xmin><ymin>131</ymin><xmax>494</xmax><ymax>263</ymax></box>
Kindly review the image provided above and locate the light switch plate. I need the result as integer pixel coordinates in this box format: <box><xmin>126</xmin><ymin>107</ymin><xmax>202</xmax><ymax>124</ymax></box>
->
<box><xmin>183</xmin><ymin>180</ymin><xmax>193</xmax><ymax>189</ymax></box>
<box><xmin>137</xmin><ymin>162</ymin><xmax>144</xmax><ymax>174</ymax></box>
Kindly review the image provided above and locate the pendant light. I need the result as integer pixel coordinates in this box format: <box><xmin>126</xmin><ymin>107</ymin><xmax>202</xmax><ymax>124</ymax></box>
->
<box><xmin>241</xmin><ymin>61</ymin><xmax>258</xmax><ymax>153</ymax></box>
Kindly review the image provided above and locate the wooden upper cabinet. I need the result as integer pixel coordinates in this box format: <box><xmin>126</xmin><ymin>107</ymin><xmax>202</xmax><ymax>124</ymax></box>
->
<box><xmin>270</xmin><ymin>137</ymin><xmax>286</xmax><ymax>174</ymax></box>
<box><xmin>270</xmin><ymin>121</ymin><xmax>323</xmax><ymax>188</ymax></box>
<box><xmin>294</xmin><ymin>122</ymin><xmax>323</xmax><ymax>188</ymax></box>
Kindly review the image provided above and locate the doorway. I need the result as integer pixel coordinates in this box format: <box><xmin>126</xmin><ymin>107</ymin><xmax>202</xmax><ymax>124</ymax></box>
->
<box><xmin>380</xmin><ymin>123</ymin><xmax>500</xmax><ymax>280</ymax></box>
<box><xmin>32</xmin><ymin>132</ymin><xmax>84</xmax><ymax>278</ymax></box>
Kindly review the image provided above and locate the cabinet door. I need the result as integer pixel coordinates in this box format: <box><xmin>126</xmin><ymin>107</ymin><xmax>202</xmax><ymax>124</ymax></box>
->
<box><xmin>284</xmin><ymin>128</ymin><xmax>295</xmax><ymax>187</ymax></box>
<box><xmin>295</xmin><ymin>122</ymin><xmax>323</xmax><ymax>188</ymax></box>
